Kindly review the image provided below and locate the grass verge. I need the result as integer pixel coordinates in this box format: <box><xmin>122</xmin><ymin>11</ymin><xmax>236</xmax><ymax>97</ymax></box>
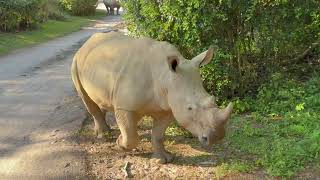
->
<box><xmin>0</xmin><ymin>10</ymin><xmax>106</xmax><ymax>55</ymax></box>
<box><xmin>166</xmin><ymin>72</ymin><xmax>320</xmax><ymax>178</ymax></box>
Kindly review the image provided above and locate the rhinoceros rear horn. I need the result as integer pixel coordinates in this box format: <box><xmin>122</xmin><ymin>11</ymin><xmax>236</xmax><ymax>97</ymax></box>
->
<box><xmin>216</xmin><ymin>102</ymin><xmax>233</xmax><ymax>124</ymax></box>
<box><xmin>192</xmin><ymin>47</ymin><xmax>214</xmax><ymax>67</ymax></box>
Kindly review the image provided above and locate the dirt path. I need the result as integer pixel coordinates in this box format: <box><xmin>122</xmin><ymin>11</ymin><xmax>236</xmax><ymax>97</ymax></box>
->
<box><xmin>0</xmin><ymin>13</ymin><xmax>123</xmax><ymax>179</ymax></box>
<box><xmin>78</xmin><ymin>117</ymin><xmax>268</xmax><ymax>180</ymax></box>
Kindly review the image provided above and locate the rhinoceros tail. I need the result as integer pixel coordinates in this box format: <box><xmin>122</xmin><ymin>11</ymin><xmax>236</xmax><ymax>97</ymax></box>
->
<box><xmin>71</xmin><ymin>55</ymin><xmax>90</xmax><ymax>102</ymax></box>
<box><xmin>71</xmin><ymin>55</ymin><xmax>111</xmax><ymax>131</ymax></box>
<box><xmin>71</xmin><ymin>56</ymin><xmax>82</xmax><ymax>98</ymax></box>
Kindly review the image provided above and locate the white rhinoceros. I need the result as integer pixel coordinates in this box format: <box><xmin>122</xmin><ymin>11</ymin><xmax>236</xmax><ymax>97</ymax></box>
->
<box><xmin>71</xmin><ymin>32</ymin><xmax>233</xmax><ymax>163</ymax></box>
<box><xmin>103</xmin><ymin>0</ymin><xmax>120</xmax><ymax>15</ymax></box>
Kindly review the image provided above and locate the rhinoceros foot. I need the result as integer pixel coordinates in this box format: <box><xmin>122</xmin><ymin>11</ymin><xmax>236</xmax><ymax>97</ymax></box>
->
<box><xmin>94</xmin><ymin>124</ymin><xmax>110</xmax><ymax>139</ymax></box>
<box><xmin>152</xmin><ymin>151</ymin><xmax>173</xmax><ymax>164</ymax></box>
<box><xmin>116</xmin><ymin>134</ymin><xmax>139</xmax><ymax>151</ymax></box>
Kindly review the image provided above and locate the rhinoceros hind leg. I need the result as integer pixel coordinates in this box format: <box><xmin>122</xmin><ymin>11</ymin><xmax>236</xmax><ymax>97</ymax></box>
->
<box><xmin>115</xmin><ymin>109</ymin><xmax>141</xmax><ymax>150</ymax></box>
<box><xmin>116</xmin><ymin>7</ymin><xmax>120</xmax><ymax>15</ymax></box>
<box><xmin>110</xmin><ymin>8</ymin><xmax>115</xmax><ymax>15</ymax></box>
<box><xmin>151</xmin><ymin>114</ymin><xmax>174</xmax><ymax>164</ymax></box>
<box><xmin>80</xmin><ymin>95</ymin><xmax>110</xmax><ymax>138</ymax></box>
<box><xmin>91</xmin><ymin>108</ymin><xmax>110</xmax><ymax>139</ymax></box>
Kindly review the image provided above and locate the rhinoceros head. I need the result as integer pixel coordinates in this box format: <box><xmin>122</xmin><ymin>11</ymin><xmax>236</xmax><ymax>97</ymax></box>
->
<box><xmin>166</xmin><ymin>48</ymin><xmax>233</xmax><ymax>147</ymax></box>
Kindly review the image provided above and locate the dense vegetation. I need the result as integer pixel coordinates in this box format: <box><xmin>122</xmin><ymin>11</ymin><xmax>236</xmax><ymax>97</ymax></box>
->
<box><xmin>0</xmin><ymin>0</ymin><xmax>105</xmax><ymax>55</ymax></box>
<box><xmin>0</xmin><ymin>11</ymin><xmax>105</xmax><ymax>55</ymax></box>
<box><xmin>122</xmin><ymin>0</ymin><xmax>320</xmax><ymax>177</ymax></box>
<box><xmin>122</xmin><ymin>0</ymin><xmax>320</xmax><ymax>99</ymax></box>
<box><xmin>225</xmin><ymin>73</ymin><xmax>320</xmax><ymax>177</ymax></box>
<box><xmin>59</xmin><ymin>0</ymin><xmax>98</xmax><ymax>16</ymax></box>
<box><xmin>0</xmin><ymin>0</ymin><xmax>98</xmax><ymax>32</ymax></box>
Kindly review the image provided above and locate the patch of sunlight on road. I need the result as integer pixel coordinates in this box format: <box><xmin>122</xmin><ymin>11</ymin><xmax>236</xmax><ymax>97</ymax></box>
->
<box><xmin>0</xmin><ymin>157</ymin><xmax>20</xmax><ymax>175</ymax></box>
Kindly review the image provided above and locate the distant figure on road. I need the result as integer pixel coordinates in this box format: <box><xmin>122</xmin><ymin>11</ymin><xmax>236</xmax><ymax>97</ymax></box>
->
<box><xmin>103</xmin><ymin>0</ymin><xmax>121</xmax><ymax>15</ymax></box>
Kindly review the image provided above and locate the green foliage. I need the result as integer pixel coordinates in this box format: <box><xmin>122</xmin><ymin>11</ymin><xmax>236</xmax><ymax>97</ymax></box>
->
<box><xmin>0</xmin><ymin>0</ymin><xmax>45</xmax><ymax>31</ymax></box>
<box><xmin>166</xmin><ymin>121</ymin><xmax>193</xmax><ymax>138</ymax></box>
<box><xmin>58</xmin><ymin>0</ymin><xmax>72</xmax><ymax>11</ymax></box>
<box><xmin>0</xmin><ymin>0</ymin><xmax>69</xmax><ymax>32</ymax></box>
<box><xmin>59</xmin><ymin>0</ymin><xmax>97</xmax><ymax>16</ymax></box>
<box><xmin>0</xmin><ymin>10</ymin><xmax>105</xmax><ymax>55</ymax></box>
<box><xmin>122</xmin><ymin>0</ymin><xmax>320</xmax><ymax>100</ymax></box>
<box><xmin>71</xmin><ymin>0</ymin><xmax>97</xmax><ymax>16</ymax></box>
<box><xmin>39</xmin><ymin>0</ymin><xmax>69</xmax><ymax>21</ymax></box>
<box><xmin>214</xmin><ymin>161</ymin><xmax>252</xmax><ymax>178</ymax></box>
<box><xmin>225</xmin><ymin>73</ymin><xmax>320</xmax><ymax>177</ymax></box>
<box><xmin>0</xmin><ymin>0</ymin><xmax>98</xmax><ymax>32</ymax></box>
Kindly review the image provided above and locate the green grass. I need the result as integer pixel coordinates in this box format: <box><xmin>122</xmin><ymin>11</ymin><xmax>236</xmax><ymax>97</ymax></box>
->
<box><xmin>0</xmin><ymin>10</ymin><xmax>106</xmax><ymax>55</ymax></box>
<box><xmin>167</xmin><ymin>72</ymin><xmax>320</xmax><ymax>178</ymax></box>
<box><xmin>220</xmin><ymin>72</ymin><xmax>320</xmax><ymax>177</ymax></box>
<box><xmin>231</xmin><ymin>74</ymin><xmax>319</xmax><ymax>177</ymax></box>
<box><xmin>213</xmin><ymin>161</ymin><xmax>253</xmax><ymax>178</ymax></box>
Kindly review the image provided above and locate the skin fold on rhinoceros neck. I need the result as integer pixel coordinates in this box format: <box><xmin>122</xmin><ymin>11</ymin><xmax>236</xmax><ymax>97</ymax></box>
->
<box><xmin>145</xmin><ymin>41</ymin><xmax>183</xmax><ymax>112</ymax></box>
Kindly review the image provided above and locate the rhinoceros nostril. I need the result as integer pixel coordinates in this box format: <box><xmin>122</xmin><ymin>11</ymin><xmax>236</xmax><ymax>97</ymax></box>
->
<box><xmin>202</xmin><ymin>136</ymin><xmax>208</xmax><ymax>142</ymax></box>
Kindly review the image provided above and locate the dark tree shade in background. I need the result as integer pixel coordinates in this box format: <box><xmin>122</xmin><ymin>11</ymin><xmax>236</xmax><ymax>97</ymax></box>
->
<box><xmin>122</xmin><ymin>0</ymin><xmax>320</xmax><ymax>101</ymax></box>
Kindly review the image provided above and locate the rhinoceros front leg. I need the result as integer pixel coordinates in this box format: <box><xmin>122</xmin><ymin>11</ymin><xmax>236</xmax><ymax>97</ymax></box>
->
<box><xmin>151</xmin><ymin>114</ymin><xmax>174</xmax><ymax>164</ymax></box>
<box><xmin>115</xmin><ymin>109</ymin><xmax>141</xmax><ymax>150</ymax></box>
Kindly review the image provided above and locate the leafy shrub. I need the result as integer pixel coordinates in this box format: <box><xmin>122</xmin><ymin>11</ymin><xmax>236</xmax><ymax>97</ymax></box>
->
<box><xmin>0</xmin><ymin>0</ymin><xmax>68</xmax><ymax>32</ymax></box>
<box><xmin>122</xmin><ymin>0</ymin><xmax>320</xmax><ymax>100</ymax></box>
<box><xmin>227</xmin><ymin>73</ymin><xmax>320</xmax><ymax>177</ymax></box>
<box><xmin>71</xmin><ymin>0</ymin><xmax>97</xmax><ymax>16</ymax></box>
<box><xmin>59</xmin><ymin>0</ymin><xmax>97</xmax><ymax>16</ymax></box>
<box><xmin>39</xmin><ymin>0</ymin><xmax>68</xmax><ymax>21</ymax></box>
<box><xmin>58</xmin><ymin>0</ymin><xmax>72</xmax><ymax>12</ymax></box>
<box><xmin>0</xmin><ymin>0</ymin><xmax>45</xmax><ymax>31</ymax></box>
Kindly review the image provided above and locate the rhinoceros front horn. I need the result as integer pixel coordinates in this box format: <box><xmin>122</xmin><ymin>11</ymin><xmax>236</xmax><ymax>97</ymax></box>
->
<box><xmin>216</xmin><ymin>102</ymin><xmax>233</xmax><ymax>124</ymax></box>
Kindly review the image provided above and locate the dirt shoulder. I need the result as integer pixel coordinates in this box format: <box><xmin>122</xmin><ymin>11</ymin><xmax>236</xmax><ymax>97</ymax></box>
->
<box><xmin>76</xmin><ymin>117</ymin><xmax>268</xmax><ymax>179</ymax></box>
<box><xmin>78</xmin><ymin>115</ymin><xmax>319</xmax><ymax>179</ymax></box>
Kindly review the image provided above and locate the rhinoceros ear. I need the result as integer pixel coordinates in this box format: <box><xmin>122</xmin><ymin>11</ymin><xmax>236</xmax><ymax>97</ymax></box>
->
<box><xmin>192</xmin><ymin>47</ymin><xmax>214</xmax><ymax>67</ymax></box>
<box><xmin>167</xmin><ymin>55</ymin><xmax>179</xmax><ymax>72</ymax></box>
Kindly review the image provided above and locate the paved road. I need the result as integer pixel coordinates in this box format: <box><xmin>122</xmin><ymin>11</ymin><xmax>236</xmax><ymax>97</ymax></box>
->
<box><xmin>0</xmin><ymin>12</ymin><xmax>123</xmax><ymax>179</ymax></box>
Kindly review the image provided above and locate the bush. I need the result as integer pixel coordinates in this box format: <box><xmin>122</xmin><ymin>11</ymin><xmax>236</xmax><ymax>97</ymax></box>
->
<box><xmin>71</xmin><ymin>0</ymin><xmax>97</xmax><ymax>16</ymax></box>
<box><xmin>0</xmin><ymin>0</ymin><xmax>45</xmax><ymax>31</ymax></box>
<box><xmin>39</xmin><ymin>0</ymin><xmax>68</xmax><ymax>21</ymax></box>
<box><xmin>59</xmin><ymin>0</ymin><xmax>97</xmax><ymax>16</ymax></box>
<box><xmin>0</xmin><ymin>0</ymin><xmax>68</xmax><ymax>32</ymax></box>
<box><xmin>122</xmin><ymin>0</ymin><xmax>320</xmax><ymax>100</ymax></box>
<box><xmin>228</xmin><ymin>72</ymin><xmax>320</xmax><ymax>177</ymax></box>
<box><xmin>59</xmin><ymin>0</ymin><xmax>72</xmax><ymax>12</ymax></box>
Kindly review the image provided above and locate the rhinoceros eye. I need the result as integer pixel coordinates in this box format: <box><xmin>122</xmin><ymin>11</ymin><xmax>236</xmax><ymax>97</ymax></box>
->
<box><xmin>188</xmin><ymin>107</ymin><xmax>193</xmax><ymax>110</ymax></box>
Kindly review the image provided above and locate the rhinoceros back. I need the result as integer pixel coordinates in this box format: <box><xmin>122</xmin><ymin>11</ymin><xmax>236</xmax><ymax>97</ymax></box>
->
<box><xmin>73</xmin><ymin>32</ymin><xmax>163</xmax><ymax>112</ymax></box>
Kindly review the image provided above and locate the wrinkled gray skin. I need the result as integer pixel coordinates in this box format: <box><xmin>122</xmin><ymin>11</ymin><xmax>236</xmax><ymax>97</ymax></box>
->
<box><xmin>103</xmin><ymin>0</ymin><xmax>120</xmax><ymax>15</ymax></box>
<box><xmin>71</xmin><ymin>32</ymin><xmax>233</xmax><ymax>164</ymax></box>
